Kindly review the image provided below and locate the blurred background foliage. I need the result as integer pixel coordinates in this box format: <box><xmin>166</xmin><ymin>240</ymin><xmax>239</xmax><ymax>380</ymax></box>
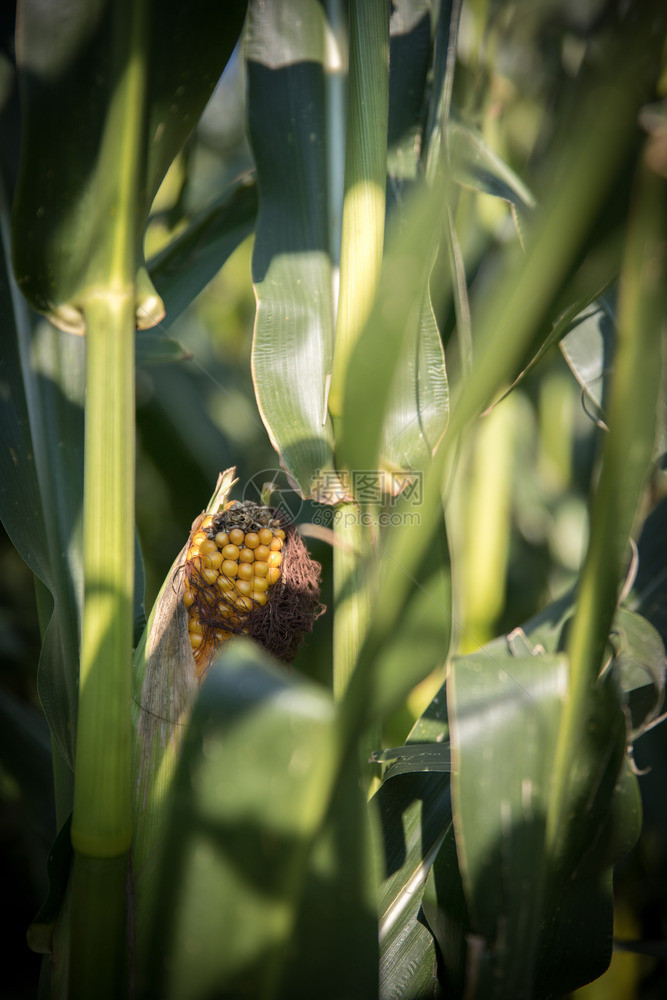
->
<box><xmin>2</xmin><ymin>0</ymin><xmax>666</xmax><ymax>996</ymax></box>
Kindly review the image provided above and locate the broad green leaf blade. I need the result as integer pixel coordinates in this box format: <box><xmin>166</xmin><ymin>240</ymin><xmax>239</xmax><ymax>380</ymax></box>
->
<box><xmin>559</xmin><ymin>294</ymin><xmax>616</xmax><ymax>423</ymax></box>
<box><xmin>246</xmin><ymin>0</ymin><xmax>346</xmax><ymax>503</ymax></box>
<box><xmin>613</xmin><ymin>607</ymin><xmax>666</xmax><ymax>737</ymax></box>
<box><xmin>12</xmin><ymin>0</ymin><xmax>247</xmax><ymax>332</ymax></box>
<box><xmin>143</xmin><ymin>641</ymin><xmax>378</xmax><ymax>1000</ymax></box>
<box><xmin>448</xmin><ymin>650</ymin><xmax>641</xmax><ymax>998</ymax></box>
<box><xmin>449</xmin><ymin>653</ymin><xmax>568</xmax><ymax>997</ymax></box>
<box><xmin>0</xmin><ymin>207</ymin><xmax>83</xmax><ymax>771</ymax></box>
<box><xmin>380</xmin><ymin>284</ymin><xmax>449</xmax><ymax>476</ymax></box>
<box><xmin>386</xmin><ymin>2</ymin><xmax>432</xmax><ymax>190</ymax></box>
<box><xmin>148</xmin><ymin>174</ymin><xmax>258</xmax><ymax>327</ymax></box>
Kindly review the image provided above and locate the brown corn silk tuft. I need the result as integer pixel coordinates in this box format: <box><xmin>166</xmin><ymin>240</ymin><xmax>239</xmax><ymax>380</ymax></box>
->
<box><xmin>184</xmin><ymin>499</ymin><xmax>324</xmax><ymax>680</ymax></box>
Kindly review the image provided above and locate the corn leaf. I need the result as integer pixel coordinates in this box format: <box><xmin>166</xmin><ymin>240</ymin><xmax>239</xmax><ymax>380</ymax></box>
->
<box><xmin>0</xmin><ymin>206</ymin><xmax>83</xmax><ymax>771</ymax></box>
<box><xmin>376</xmin><ymin>771</ymin><xmax>452</xmax><ymax>999</ymax></box>
<box><xmin>632</xmin><ymin>495</ymin><xmax>667</xmax><ymax>645</ymax></box>
<box><xmin>449</xmin><ymin>117</ymin><xmax>536</xmax><ymax>209</ymax></box>
<box><xmin>148</xmin><ymin>174</ymin><xmax>258</xmax><ymax>328</ymax></box>
<box><xmin>342</xmin><ymin>508</ymin><xmax>451</xmax><ymax>740</ymax></box>
<box><xmin>246</xmin><ymin>0</ymin><xmax>344</xmax><ymax>502</ymax></box>
<box><xmin>141</xmin><ymin>641</ymin><xmax>378</xmax><ymax>1000</ymax></box>
<box><xmin>446</xmin><ymin>649</ymin><xmax>641</xmax><ymax>998</ymax></box>
<box><xmin>559</xmin><ymin>293</ymin><xmax>616</xmax><ymax>423</ymax></box>
<box><xmin>374</xmin><ymin>683</ymin><xmax>453</xmax><ymax>999</ymax></box>
<box><xmin>12</xmin><ymin>0</ymin><xmax>247</xmax><ymax>333</ymax></box>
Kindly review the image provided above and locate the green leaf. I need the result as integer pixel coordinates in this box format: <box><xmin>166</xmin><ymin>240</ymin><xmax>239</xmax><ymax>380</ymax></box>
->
<box><xmin>447</xmin><ymin>650</ymin><xmax>641</xmax><ymax>998</ymax></box>
<box><xmin>374</xmin><ymin>665</ymin><xmax>453</xmax><ymax>999</ymax></box>
<box><xmin>148</xmin><ymin>174</ymin><xmax>258</xmax><ymax>327</ymax></box>
<box><xmin>632</xmin><ymin>495</ymin><xmax>667</xmax><ymax>645</ymax></box>
<box><xmin>135</xmin><ymin>329</ymin><xmax>191</xmax><ymax>366</ymax></box>
<box><xmin>559</xmin><ymin>293</ymin><xmax>616</xmax><ymax>423</ymax></box>
<box><xmin>246</xmin><ymin>0</ymin><xmax>345</xmax><ymax>502</ymax></box>
<box><xmin>375</xmin><ymin>772</ymin><xmax>452</xmax><ymax>999</ymax></box>
<box><xmin>142</xmin><ymin>640</ymin><xmax>378</xmax><ymax>1000</ymax></box>
<box><xmin>449</xmin><ymin>116</ymin><xmax>536</xmax><ymax>209</ymax></box>
<box><xmin>0</xmin><ymin>225</ymin><xmax>83</xmax><ymax>772</ymax></box>
<box><xmin>342</xmin><ymin>507</ymin><xmax>452</xmax><ymax>740</ymax></box>
<box><xmin>612</xmin><ymin>607</ymin><xmax>666</xmax><ymax>737</ymax></box>
<box><xmin>338</xmin><ymin>177</ymin><xmax>450</xmax><ymax>479</ymax></box>
<box><xmin>12</xmin><ymin>0</ymin><xmax>247</xmax><ymax>333</ymax></box>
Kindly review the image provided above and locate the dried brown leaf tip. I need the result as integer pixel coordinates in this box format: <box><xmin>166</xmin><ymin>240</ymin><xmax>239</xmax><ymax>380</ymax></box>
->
<box><xmin>183</xmin><ymin>499</ymin><xmax>324</xmax><ymax>681</ymax></box>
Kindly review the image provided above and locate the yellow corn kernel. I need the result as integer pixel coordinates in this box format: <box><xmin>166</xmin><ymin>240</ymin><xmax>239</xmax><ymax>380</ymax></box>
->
<box><xmin>183</xmin><ymin>589</ymin><xmax>195</xmax><ymax>607</ymax></box>
<box><xmin>254</xmin><ymin>560</ymin><xmax>269</xmax><ymax>578</ymax></box>
<box><xmin>252</xmin><ymin>591</ymin><xmax>268</xmax><ymax>606</ymax></box>
<box><xmin>215</xmin><ymin>531</ymin><xmax>229</xmax><ymax>548</ymax></box>
<box><xmin>202</xmin><ymin>568</ymin><xmax>219</xmax><ymax>585</ymax></box>
<box><xmin>245</xmin><ymin>532</ymin><xmax>260</xmax><ymax>549</ymax></box>
<box><xmin>188</xmin><ymin>617</ymin><xmax>202</xmax><ymax>634</ymax></box>
<box><xmin>258</xmin><ymin>528</ymin><xmax>272</xmax><ymax>545</ymax></box>
<box><xmin>269</xmin><ymin>537</ymin><xmax>283</xmax><ymax>551</ymax></box>
<box><xmin>192</xmin><ymin>531</ymin><xmax>208</xmax><ymax>546</ymax></box>
<box><xmin>268</xmin><ymin>567</ymin><xmax>281</xmax><ymax>585</ymax></box>
<box><xmin>222</xmin><ymin>543</ymin><xmax>240</xmax><ymax>561</ymax></box>
<box><xmin>199</xmin><ymin>538</ymin><xmax>217</xmax><ymax>556</ymax></box>
<box><xmin>229</xmin><ymin>528</ymin><xmax>245</xmax><ymax>546</ymax></box>
<box><xmin>217</xmin><ymin>575</ymin><xmax>234</xmax><ymax>592</ymax></box>
<box><xmin>252</xmin><ymin>576</ymin><xmax>268</xmax><ymax>593</ymax></box>
<box><xmin>254</xmin><ymin>544</ymin><xmax>270</xmax><ymax>562</ymax></box>
<box><xmin>237</xmin><ymin>562</ymin><xmax>253</xmax><ymax>581</ymax></box>
<box><xmin>275</xmin><ymin>528</ymin><xmax>285</xmax><ymax>540</ymax></box>
<box><xmin>186</xmin><ymin>545</ymin><xmax>200</xmax><ymax>560</ymax></box>
<box><xmin>239</xmin><ymin>547</ymin><xmax>254</xmax><ymax>564</ymax></box>
<box><xmin>207</xmin><ymin>550</ymin><xmax>223</xmax><ymax>570</ymax></box>
<box><xmin>268</xmin><ymin>551</ymin><xmax>282</xmax><ymax>568</ymax></box>
<box><xmin>235</xmin><ymin>579</ymin><xmax>252</xmax><ymax>597</ymax></box>
<box><xmin>236</xmin><ymin>595</ymin><xmax>253</xmax><ymax>611</ymax></box>
<box><xmin>190</xmin><ymin>632</ymin><xmax>203</xmax><ymax>650</ymax></box>
<box><xmin>202</xmin><ymin>515</ymin><xmax>214</xmax><ymax>529</ymax></box>
<box><xmin>221</xmin><ymin>559</ymin><xmax>239</xmax><ymax>578</ymax></box>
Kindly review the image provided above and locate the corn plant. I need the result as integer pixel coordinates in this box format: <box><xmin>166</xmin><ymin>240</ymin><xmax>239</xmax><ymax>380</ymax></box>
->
<box><xmin>1</xmin><ymin>1</ymin><xmax>667</xmax><ymax>998</ymax></box>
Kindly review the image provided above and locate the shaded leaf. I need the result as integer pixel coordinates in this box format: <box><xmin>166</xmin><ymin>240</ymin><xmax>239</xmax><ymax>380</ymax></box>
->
<box><xmin>559</xmin><ymin>293</ymin><xmax>616</xmax><ymax>423</ymax></box>
<box><xmin>148</xmin><ymin>174</ymin><xmax>258</xmax><ymax>328</ymax></box>
<box><xmin>142</xmin><ymin>640</ymin><xmax>378</xmax><ymax>1000</ymax></box>
<box><xmin>12</xmin><ymin>0</ymin><xmax>247</xmax><ymax>332</ymax></box>
<box><xmin>447</xmin><ymin>650</ymin><xmax>641</xmax><ymax>998</ymax></box>
<box><xmin>449</xmin><ymin>116</ymin><xmax>536</xmax><ymax>209</ymax></box>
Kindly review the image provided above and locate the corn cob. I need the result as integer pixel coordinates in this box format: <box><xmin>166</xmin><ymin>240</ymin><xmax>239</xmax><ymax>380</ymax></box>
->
<box><xmin>183</xmin><ymin>499</ymin><xmax>322</xmax><ymax>681</ymax></box>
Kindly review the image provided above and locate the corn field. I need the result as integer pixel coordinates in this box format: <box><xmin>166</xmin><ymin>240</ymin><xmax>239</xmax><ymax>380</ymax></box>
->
<box><xmin>1</xmin><ymin>1</ymin><xmax>667</xmax><ymax>998</ymax></box>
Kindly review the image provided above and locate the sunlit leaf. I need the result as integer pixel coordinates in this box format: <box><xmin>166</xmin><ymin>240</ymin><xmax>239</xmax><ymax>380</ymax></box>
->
<box><xmin>246</xmin><ymin>0</ymin><xmax>345</xmax><ymax>503</ymax></box>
